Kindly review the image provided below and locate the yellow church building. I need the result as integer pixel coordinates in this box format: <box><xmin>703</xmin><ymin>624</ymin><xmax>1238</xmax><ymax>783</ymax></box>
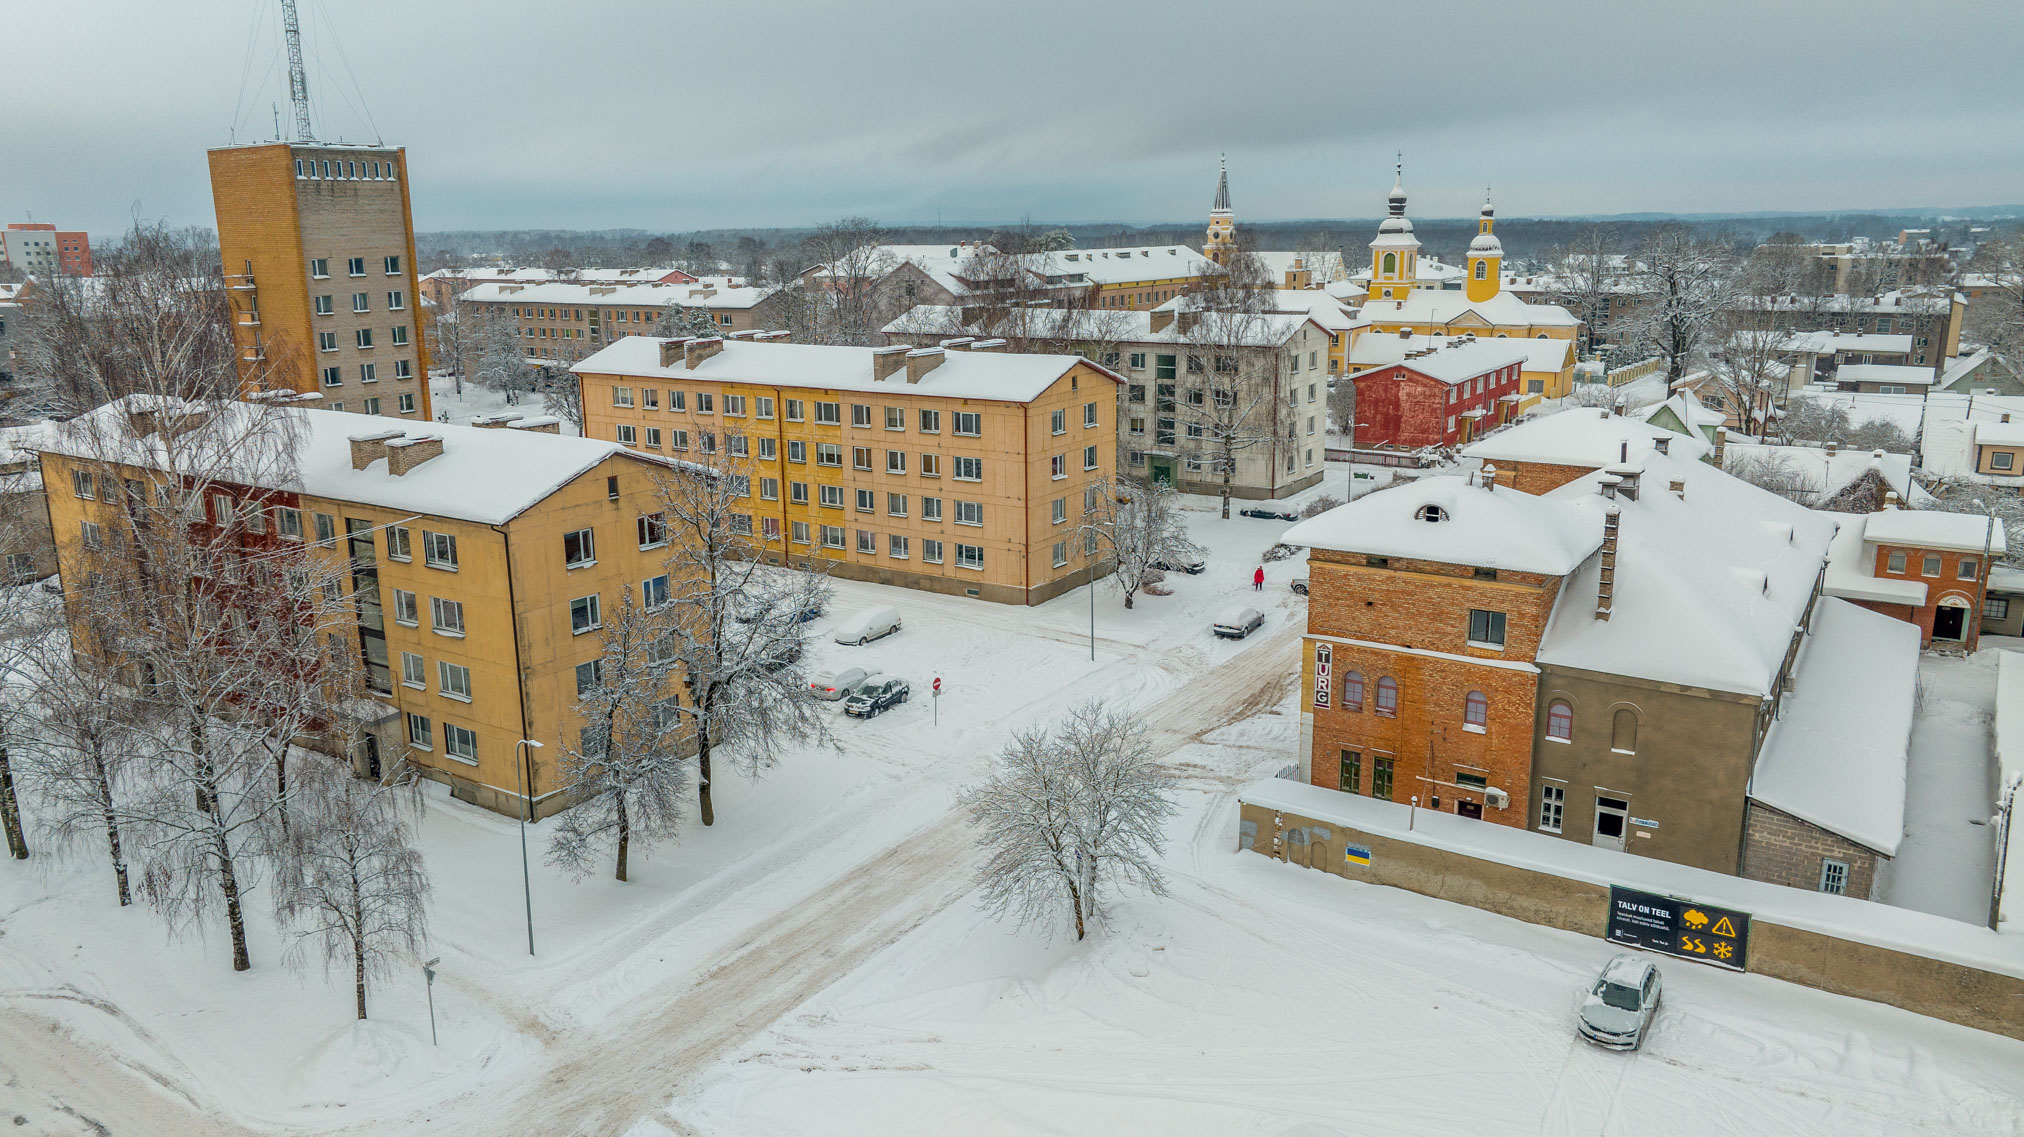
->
<box><xmin>1347</xmin><ymin>173</ymin><xmax>1582</xmax><ymax>410</ymax></box>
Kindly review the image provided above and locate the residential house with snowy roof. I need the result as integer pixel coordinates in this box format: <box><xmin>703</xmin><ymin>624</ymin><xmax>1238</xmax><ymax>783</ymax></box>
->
<box><xmin>33</xmin><ymin>398</ymin><xmax>696</xmax><ymax>821</ymax></box>
<box><xmin>573</xmin><ymin>335</ymin><xmax>1119</xmax><ymax>605</ymax></box>
<box><xmin>1286</xmin><ymin>410</ymin><xmax>1921</xmax><ymax>899</ymax></box>
<box><xmin>1824</xmin><ymin>504</ymin><xmax>2005</xmax><ymax>650</ymax></box>
<box><xmin>1721</xmin><ymin>441</ymin><xmax>1929</xmax><ymax>513</ymax></box>
<box><xmin>1728</xmin><ymin>289</ymin><xmax>1965</xmax><ymax>376</ymax></box>
<box><xmin>882</xmin><ymin>302</ymin><xmax>1332</xmax><ymax>499</ymax></box>
<box><xmin>1461</xmin><ymin>406</ymin><xmax>1711</xmax><ymax>495</ymax></box>
<box><xmin>1344</xmin><ymin>336</ymin><xmax>1528</xmax><ymax>450</ymax></box>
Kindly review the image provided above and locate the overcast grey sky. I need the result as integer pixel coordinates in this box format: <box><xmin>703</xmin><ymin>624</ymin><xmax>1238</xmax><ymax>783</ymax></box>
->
<box><xmin>5</xmin><ymin>0</ymin><xmax>2020</xmax><ymax>239</ymax></box>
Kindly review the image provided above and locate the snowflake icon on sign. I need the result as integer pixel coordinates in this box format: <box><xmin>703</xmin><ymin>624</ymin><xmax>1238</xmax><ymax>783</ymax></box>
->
<box><xmin>1681</xmin><ymin>909</ymin><xmax>1709</xmax><ymax>930</ymax></box>
<box><xmin>1713</xmin><ymin>941</ymin><xmax>1734</xmax><ymax>960</ymax></box>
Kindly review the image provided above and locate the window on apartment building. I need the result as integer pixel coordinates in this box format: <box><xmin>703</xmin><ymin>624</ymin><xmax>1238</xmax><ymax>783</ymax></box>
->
<box><xmin>430</xmin><ymin>596</ymin><xmax>464</xmax><ymax>636</ymax></box>
<box><xmin>696</xmin><ymin>430</ymin><xmax>714</xmax><ymax>453</ymax></box>
<box><xmin>855</xmin><ymin>488</ymin><xmax>876</xmax><ymax>513</ymax></box>
<box><xmin>386</xmin><ymin>291</ymin><xmax>406</xmax><ymax>312</ymax></box>
<box><xmin>1083</xmin><ymin>445</ymin><xmax>1099</xmax><ymax>471</ymax></box>
<box><xmin>1371</xmin><ymin>757</ymin><xmax>1396</xmax><ymax>801</ymax></box>
<box><xmin>69</xmin><ymin>469</ymin><xmax>94</xmax><ymax>499</ymax></box>
<box><xmin>1818</xmin><ymin>858</ymin><xmax>1850</xmax><ymax>895</ymax></box>
<box><xmin>1050</xmin><ymin>409</ymin><xmax>1066</xmax><ymax>435</ymax></box>
<box><xmin>1463</xmin><ymin>690</ymin><xmax>1489</xmax><ymax>731</ymax></box>
<box><xmin>407</xmin><ymin>713</ymin><xmax>432</xmax><ymax>750</ymax></box>
<box><xmin>276</xmin><ymin>507</ymin><xmax>303</xmax><ymax>541</ymax></box>
<box><xmin>1546</xmin><ymin>700</ymin><xmax>1573</xmax><ymax>741</ymax></box>
<box><xmin>760</xmin><ymin>477</ymin><xmax>779</xmax><ymax>501</ymax></box>
<box><xmin>79</xmin><ymin>520</ymin><xmax>103</xmax><ymax>549</ymax></box>
<box><xmin>955</xmin><ymin>543</ymin><xmax>984</xmax><ymax>570</ymax></box>
<box><xmin>391</xmin><ymin>325</ymin><xmax>411</xmax><ymax>347</ymax></box>
<box><xmin>884</xmin><ymin>450</ymin><xmax>907</xmax><ymax>475</ymax></box>
<box><xmin>438</xmin><ymin>661</ymin><xmax>473</xmax><ymax>701</ymax></box>
<box><xmin>1084</xmin><ymin>402</ymin><xmax>1099</xmax><ymax>428</ymax></box>
<box><xmin>443</xmin><ymin>724</ymin><xmax>477</xmax><ymax>764</ymax></box>
<box><xmin>386</xmin><ymin>588</ymin><xmax>418</xmax><ymax>626</ymax></box>
<box><xmin>313</xmin><ymin>513</ymin><xmax>337</xmax><ymax>546</ymax></box>
<box><xmin>1960</xmin><ymin>557</ymin><xmax>1981</xmax><ymax>580</ymax></box>
<box><xmin>1467</xmin><ymin>609</ymin><xmax>1506</xmax><ymax>649</ymax></box>
<box><xmin>1339</xmin><ymin>670</ymin><xmax>1365</xmax><ymax>711</ymax></box>
<box><xmin>1923</xmin><ymin>554</ymin><xmax>1942</xmax><ymax>577</ymax></box>
<box><xmin>666</xmin><ymin>390</ymin><xmax>686</xmax><ymax>412</ymax></box>
<box><xmin>1374</xmin><ymin>676</ymin><xmax>1398</xmax><ymax>717</ymax></box>
<box><xmin>819</xmin><ymin>484</ymin><xmax>844</xmax><ymax>508</ymax></box>
<box><xmin>1994</xmin><ymin>452</ymin><xmax>2018</xmax><ymax>471</ymax></box>
<box><xmin>816</xmin><ymin>443</ymin><xmax>842</xmax><ymax>466</ymax></box>
<box><xmin>575</xmin><ymin>659</ymin><xmax>604</xmax><ymax>697</ymax></box>
<box><xmin>954</xmin><ymin>500</ymin><xmax>983</xmax><ymax>526</ymax></box>
<box><xmin>724</xmin><ymin>395</ymin><xmax>746</xmax><ymax>416</ymax></box>
<box><xmin>918</xmin><ymin>408</ymin><xmax>941</xmax><ymax>433</ymax></box>
<box><xmin>363</xmin><ymin>397</ymin><xmax>382</xmax><ymax>415</ymax></box>
<box><xmin>918</xmin><ymin>453</ymin><xmax>941</xmax><ymax>478</ymax></box>
<box><xmin>644</xmin><ymin>427</ymin><xmax>662</xmax><ymax>449</ymax></box>
<box><xmin>888</xmin><ymin>534</ymin><xmax>910</xmax><ymax>560</ymax></box>
<box><xmin>666</xmin><ymin>429</ymin><xmax>688</xmax><ymax>451</ymax></box>
<box><xmin>570</xmin><ymin>594</ymin><xmax>602</xmax><ymax>634</ymax></box>
<box><xmin>310</xmin><ymin>258</ymin><xmax>330</xmax><ymax>278</ymax></box>
<box><xmin>785</xmin><ymin>398</ymin><xmax>805</xmax><ymax>421</ymax></box>
<box><xmin>1048</xmin><ymin>454</ymin><xmax>1066</xmax><ymax>480</ymax></box>
<box><xmin>921</xmin><ymin>497</ymin><xmax>943</xmax><ymax>522</ymax></box>
<box><xmin>359</xmin><ymin>363</ymin><xmax>377</xmax><ymax>383</ymax></box>
<box><xmin>317</xmin><ymin>331</ymin><xmax>338</xmax><ymax>352</ymax></box>
<box><xmin>922</xmin><ymin>539</ymin><xmax>944</xmax><ymax>564</ymax></box>
<box><xmin>727</xmin><ymin>434</ymin><xmax>749</xmax><ymax>458</ymax></box>
<box><xmin>347</xmin><ymin>257</ymin><xmax>366</xmax><ymax>277</ymax></box>
<box><xmin>313</xmin><ymin>294</ymin><xmax>333</xmax><ymax>316</ymax></box>
<box><xmin>790</xmin><ymin>520</ymin><xmax>811</xmax><ymax>545</ymax></box>
<box><xmin>1987</xmin><ymin>597</ymin><xmax>2011</xmax><ymax>621</ymax></box>
<box><xmin>1887</xmin><ymin>550</ymin><xmax>1908</xmax><ymax>573</ymax></box>
<box><xmin>856</xmin><ymin>529</ymin><xmax>876</xmax><ymax>554</ymax></box>
<box><xmin>355</xmin><ymin>328</ymin><xmax>374</xmax><ymax>349</ymax></box>
<box><xmin>813</xmin><ymin>401</ymin><xmax>841</xmax><ymax>424</ymax></box>
<box><xmin>887</xmin><ymin>493</ymin><xmax>908</xmax><ymax>518</ymax></box>
<box><xmin>1538</xmin><ymin>785</ymin><xmax>1566</xmax><ymax>833</ymax></box>
<box><xmin>563</xmin><ymin>528</ymin><xmax>596</xmax><ymax>568</ymax></box>
<box><xmin>612</xmin><ymin>386</ymin><xmax>635</xmax><ymax>407</ymax></box>
<box><xmin>422</xmin><ymin>531</ymin><xmax>457</xmax><ymax>569</ymax></box>
<box><xmin>790</xmin><ymin>481</ymin><xmax>810</xmax><ymax>505</ymax></box>
<box><xmin>696</xmin><ymin>392</ymin><xmax>715</xmax><ymax>414</ymax></box>
<box><xmin>954</xmin><ymin>457</ymin><xmax>982</xmax><ymax>482</ymax></box>
<box><xmin>851</xmin><ymin>404</ymin><xmax>873</xmax><ymax>428</ymax></box>
<box><xmin>821</xmin><ymin>525</ymin><xmax>845</xmax><ymax>549</ymax></box>
<box><xmin>755</xmin><ymin>396</ymin><xmax>774</xmax><ymax>419</ymax></box>
<box><xmin>953</xmin><ymin>411</ymin><xmax>981</xmax><ymax>436</ymax></box>
<box><xmin>384</xmin><ymin>255</ymin><xmax>401</xmax><ymax>275</ymax></box>
<box><xmin>853</xmin><ymin>446</ymin><xmax>872</xmax><ymax>471</ymax></box>
<box><xmin>885</xmin><ymin>406</ymin><xmax>905</xmax><ymax>431</ymax></box>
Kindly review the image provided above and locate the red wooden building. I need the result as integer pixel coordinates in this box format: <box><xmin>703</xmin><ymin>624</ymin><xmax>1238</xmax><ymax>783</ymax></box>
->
<box><xmin>1349</xmin><ymin>336</ymin><xmax>1527</xmax><ymax>450</ymax></box>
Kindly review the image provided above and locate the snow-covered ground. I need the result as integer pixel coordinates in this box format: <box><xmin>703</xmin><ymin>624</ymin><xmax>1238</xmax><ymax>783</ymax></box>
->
<box><xmin>428</xmin><ymin>372</ymin><xmax>579</xmax><ymax>433</ymax></box>
<box><xmin>4</xmin><ymin>466</ymin><xmax>2022</xmax><ymax>1136</ymax></box>
<box><xmin>1877</xmin><ymin>642</ymin><xmax>2007</xmax><ymax>923</ymax></box>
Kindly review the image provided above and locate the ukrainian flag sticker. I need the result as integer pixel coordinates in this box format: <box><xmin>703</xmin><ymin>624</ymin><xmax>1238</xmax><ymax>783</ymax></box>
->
<box><xmin>1344</xmin><ymin>845</ymin><xmax>1371</xmax><ymax>867</ymax></box>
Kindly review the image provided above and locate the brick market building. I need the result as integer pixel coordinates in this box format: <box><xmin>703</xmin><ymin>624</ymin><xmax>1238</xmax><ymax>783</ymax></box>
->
<box><xmin>1286</xmin><ymin>412</ymin><xmax>1922</xmax><ymax>900</ymax></box>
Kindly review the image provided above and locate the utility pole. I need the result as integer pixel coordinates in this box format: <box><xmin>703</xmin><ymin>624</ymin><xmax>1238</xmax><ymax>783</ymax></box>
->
<box><xmin>279</xmin><ymin>0</ymin><xmax>315</xmax><ymax>141</ymax></box>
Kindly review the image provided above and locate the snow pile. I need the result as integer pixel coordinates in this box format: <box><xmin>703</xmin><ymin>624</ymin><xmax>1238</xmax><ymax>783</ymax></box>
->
<box><xmin>1749</xmin><ymin>598</ymin><xmax>1920</xmax><ymax>854</ymax></box>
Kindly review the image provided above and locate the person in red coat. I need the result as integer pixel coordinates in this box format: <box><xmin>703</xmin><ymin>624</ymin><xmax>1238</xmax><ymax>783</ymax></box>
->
<box><xmin>1253</xmin><ymin>566</ymin><xmax>1265</xmax><ymax>591</ymax></box>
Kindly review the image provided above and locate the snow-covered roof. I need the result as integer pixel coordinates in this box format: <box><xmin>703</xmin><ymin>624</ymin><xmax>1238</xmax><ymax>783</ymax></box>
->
<box><xmin>30</xmin><ymin>397</ymin><xmax>661</xmax><ymax>526</ymax></box>
<box><xmin>1790</xmin><ymin>390</ymin><xmax>1929</xmax><ymax>442</ymax></box>
<box><xmin>1937</xmin><ymin>348</ymin><xmax>1995</xmax><ymax>392</ymax></box>
<box><xmin>573</xmin><ymin>336</ymin><xmax>1114</xmax><ymax>403</ymax></box>
<box><xmin>458</xmin><ymin>280</ymin><xmax>778</xmax><ymax>311</ymax></box>
<box><xmin>1780</xmin><ymin>331</ymin><xmax>1915</xmax><ymax>356</ymax></box>
<box><xmin>1722</xmin><ymin>444</ymin><xmax>1927</xmax><ymax>510</ymax></box>
<box><xmin>1740</xmin><ymin>290</ymin><xmax>1956</xmax><ymax>315</ymax></box>
<box><xmin>1279</xmin><ymin>473</ymin><xmax>1602</xmax><ymax>576</ymax></box>
<box><xmin>1356</xmin><ymin>338</ymin><xmax>1528</xmax><ymax>385</ymax></box>
<box><xmin>1823</xmin><ymin>512</ymin><xmax>1928</xmax><ymax>606</ymax></box>
<box><xmin>1838</xmin><ymin>363</ymin><xmax>1935</xmax><ymax>387</ymax></box>
<box><xmin>882</xmin><ymin>304</ymin><xmax>1325</xmax><ymax>350</ymax></box>
<box><xmin>1862</xmin><ymin>507</ymin><xmax>2007</xmax><ymax>555</ymax></box>
<box><xmin>1349</xmin><ymin>332</ymin><xmax>1565</xmax><ymax>377</ymax></box>
<box><xmin>1348</xmin><ymin>256</ymin><xmax>1461</xmax><ymax>288</ymax></box>
<box><xmin>1026</xmin><ymin>246</ymin><xmax>1216</xmax><ymax>286</ymax></box>
<box><xmin>1990</xmin><ymin>565</ymin><xmax>2024</xmax><ymax>595</ymax></box>
<box><xmin>1254</xmin><ymin>250</ymin><xmax>1348</xmax><ymax>284</ymax></box>
<box><xmin>1636</xmin><ymin>391</ymin><xmax>1727</xmax><ymax>436</ymax></box>
<box><xmin>1748</xmin><ymin>598</ymin><xmax>1918</xmax><ymax>855</ymax></box>
<box><xmin>1977</xmin><ymin>420</ymin><xmax>2024</xmax><ymax>447</ymax></box>
<box><xmin>426</xmin><ymin>266</ymin><xmax>691</xmax><ymax>287</ymax></box>
<box><xmin>1360</xmin><ymin>287</ymin><xmax>1582</xmax><ymax>329</ymax></box>
<box><xmin>1536</xmin><ymin>449</ymin><xmax>1837</xmax><ymax>695</ymax></box>
<box><xmin>1463</xmin><ymin>405</ymin><xmax>1712</xmax><ymax>467</ymax></box>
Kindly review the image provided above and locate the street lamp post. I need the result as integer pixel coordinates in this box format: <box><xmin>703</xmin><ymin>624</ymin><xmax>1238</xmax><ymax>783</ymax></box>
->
<box><xmin>513</xmin><ymin>738</ymin><xmax>543</xmax><ymax>956</ymax></box>
<box><xmin>422</xmin><ymin>956</ymin><xmax>441</xmax><ymax>1046</ymax></box>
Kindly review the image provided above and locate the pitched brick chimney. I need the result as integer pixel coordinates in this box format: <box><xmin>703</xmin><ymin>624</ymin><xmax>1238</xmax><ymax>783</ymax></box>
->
<box><xmin>1595</xmin><ymin>508</ymin><xmax>1621</xmax><ymax>621</ymax></box>
<box><xmin>1713</xmin><ymin>426</ymin><xmax>1728</xmax><ymax>467</ymax></box>
<box><xmin>348</xmin><ymin>428</ymin><xmax>404</xmax><ymax>469</ymax></box>
<box><xmin>468</xmin><ymin>413</ymin><xmax>523</xmax><ymax>430</ymax></box>
<box><xmin>1480</xmin><ymin>462</ymin><xmax>1499</xmax><ymax>491</ymax></box>
<box><xmin>384</xmin><ymin>435</ymin><xmax>444</xmax><ymax>476</ymax></box>
<box><xmin>1150</xmin><ymin>309</ymin><xmax>1176</xmax><ymax>334</ymax></box>
<box><xmin>658</xmin><ymin>337</ymin><xmax>692</xmax><ymax>367</ymax></box>
<box><xmin>905</xmin><ymin>347</ymin><xmax>946</xmax><ymax>384</ymax></box>
<box><xmin>872</xmin><ymin>344</ymin><xmax>910</xmax><ymax>381</ymax></box>
<box><xmin>684</xmin><ymin>337</ymin><xmax>725</xmax><ymax>368</ymax></box>
<box><xmin>970</xmin><ymin>338</ymin><xmax>1008</xmax><ymax>352</ymax></box>
<box><xmin>508</xmin><ymin>416</ymin><xmax>561</xmax><ymax>435</ymax></box>
<box><xmin>940</xmin><ymin>337</ymin><xmax>976</xmax><ymax>351</ymax></box>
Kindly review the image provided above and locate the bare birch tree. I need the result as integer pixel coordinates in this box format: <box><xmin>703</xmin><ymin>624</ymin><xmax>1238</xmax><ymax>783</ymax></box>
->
<box><xmin>650</xmin><ymin>448</ymin><xmax>832</xmax><ymax>827</ymax></box>
<box><xmin>278</xmin><ymin>770</ymin><xmax>430</xmax><ymax>1021</ymax></box>
<box><xmin>1171</xmin><ymin>308</ymin><xmax>1295</xmax><ymax>519</ymax></box>
<box><xmin>547</xmin><ymin>587</ymin><xmax>690</xmax><ymax>881</ymax></box>
<box><xmin>1619</xmin><ymin>224</ymin><xmax>1737</xmax><ymax>381</ymax></box>
<box><xmin>1700</xmin><ymin>322</ymin><xmax>1790</xmax><ymax>437</ymax></box>
<box><xmin>794</xmin><ymin>217</ymin><xmax>899</xmax><ymax>346</ymax></box>
<box><xmin>964</xmin><ymin>701</ymin><xmax>1177</xmax><ymax>941</ymax></box>
<box><xmin>1086</xmin><ymin>477</ymin><xmax>1202</xmax><ymax>610</ymax></box>
<box><xmin>18</xmin><ymin>640</ymin><xmax>141</xmax><ymax>902</ymax></box>
<box><xmin>1544</xmin><ymin>225</ymin><xmax>1622</xmax><ymax>353</ymax></box>
<box><xmin>472</xmin><ymin>308</ymin><xmax>537</xmax><ymax>406</ymax></box>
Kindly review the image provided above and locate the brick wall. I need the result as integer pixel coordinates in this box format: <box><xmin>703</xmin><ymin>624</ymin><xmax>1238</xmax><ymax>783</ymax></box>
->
<box><xmin>1740</xmin><ymin>801</ymin><xmax>1884</xmax><ymax>899</ymax></box>
<box><xmin>1493</xmin><ymin>459</ymin><xmax>1605</xmax><ymax>495</ymax></box>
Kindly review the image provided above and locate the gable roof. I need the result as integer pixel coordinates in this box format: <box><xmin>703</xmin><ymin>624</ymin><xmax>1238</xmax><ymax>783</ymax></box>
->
<box><xmin>574</xmin><ymin>335</ymin><xmax>1115</xmax><ymax>402</ymax></box>
<box><xmin>1463</xmin><ymin>405</ymin><xmax>1713</xmax><ymax>467</ymax></box>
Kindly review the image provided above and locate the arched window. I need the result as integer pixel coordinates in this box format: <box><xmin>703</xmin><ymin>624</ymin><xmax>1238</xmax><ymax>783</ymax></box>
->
<box><xmin>1474</xmin><ymin>261</ymin><xmax>1487</xmax><ymax>280</ymax></box>
<box><xmin>1464</xmin><ymin>690</ymin><xmax>1488</xmax><ymax>729</ymax></box>
<box><xmin>1415</xmin><ymin>504</ymin><xmax>1449</xmax><ymax>523</ymax></box>
<box><xmin>1375</xmin><ymin>676</ymin><xmax>1399</xmax><ymax>717</ymax></box>
<box><xmin>1547</xmin><ymin>700</ymin><xmax>1573</xmax><ymax>741</ymax></box>
<box><xmin>1612</xmin><ymin>709</ymin><xmax>1638</xmax><ymax>754</ymax></box>
<box><xmin>1382</xmin><ymin>252</ymin><xmax>1397</xmax><ymax>276</ymax></box>
<box><xmin>1342</xmin><ymin>670</ymin><xmax>1365</xmax><ymax>711</ymax></box>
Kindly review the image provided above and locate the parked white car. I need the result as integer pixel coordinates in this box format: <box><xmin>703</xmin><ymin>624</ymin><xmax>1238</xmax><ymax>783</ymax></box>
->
<box><xmin>808</xmin><ymin>667</ymin><xmax>870</xmax><ymax>701</ymax></box>
<box><xmin>1212</xmin><ymin>606</ymin><xmax>1265</xmax><ymax>639</ymax></box>
<box><xmin>834</xmin><ymin>604</ymin><xmax>903</xmax><ymax>646</ymax></box>
<box><xmin>1577</xmin><ymin>954</ymin><xmax>1663</xmax><ymax>1051</ymax></box>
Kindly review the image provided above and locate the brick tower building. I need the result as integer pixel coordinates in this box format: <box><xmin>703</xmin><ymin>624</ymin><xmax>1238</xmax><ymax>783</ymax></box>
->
<box><xmin>209</xmin><ymin>143</ymin><xmax>432</xmax><ymax>422</ymax></box>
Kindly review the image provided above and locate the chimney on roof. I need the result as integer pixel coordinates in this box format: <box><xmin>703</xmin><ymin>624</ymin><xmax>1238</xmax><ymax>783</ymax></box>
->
<box><xmin>1606</xmin><ymin>464</ymin><xmax>1641</xmax><ymax>501</ymax></box>
<box><xmin>1595</xmin><ymin>508</ymin><xmax>1621</xmax><ymax>621</ymax></box>
<box><xmin>755</xmin><ymin>329</ymin><xmax>792</xmax><ymax>341</ymax></box>
<box><xmin>872</xmin><ymin>344</ymin><xmax>910</xmax><ymax>381</ymax></box>
<box><xmin>1825</xmin><ymin>439</ymin><xmax>1839</xmax><ymax>456</ymax></box>
<box><xmin>905</xmin><ymin>347</ymin><xmax>946</xmax><ymax>384</ymax></box>
<box><xmin>384</xmin><ymin>435</ymin><xmax>443</xmax><ymax>476</ymax></box>
<box><xmin>1178</xmin><ymin>310</ymin><xmax>1201</xmax><ymax>334</ymax></box>
<box><xmin>1149</xmin><ymin>308</ymin><xmax>1175</xmax><ymax>334</ymax></box>
<box><xmin>2004</xmin><ymin>413</ymin><xmax>2013</xmax><ymax>424</ymax></box>
<box><xmin>1713</xmin><ymin>426</ymin><xmax>1728</xmax><ymax>467</ymax></box>
<box><xmin>1398</xmin><ymin>327</ymin><xmax>1413</xmax><ymax>339</ymax></box>
<box><xmin>658</xmin><ymin>337</ymin><xmax>692</xmax><ymax>367</ymax></box>
<box><xmin>1669</xmin><ymin>478</ymin><xmax>1686</xmax><ymax>499</ymax></box>
<box><xmin>940</xmin><ymin>337</ymin><xmax>976</xmax><ymax>351</ymax></box>
<box><xmin>685</xmin><ymin>337</ymin><xmax>724</xmax><ymax>368</ymax></box>
<box><xmin>1883</xmin><ymin>490</ymin><xmax>1901</xmax><ymax>510</ymax></box>
<box><xmin>468</xmin><ymin>413</ymin><xmax>523</xmax><ymax>430</ymax></box>
<box><xmin>1481</xmin><ymin>462</ymin><xmax>1498</xmax><ymax>492</ymax></box>
<box><xmin>725</xmin><ymin>329</ymin><xmax>759</xmax><ymax>340</ymax></box>
<box><xmin>349</xmin><ymin>428</ymin><xmax>404</xmax><ymax>468</ymax></box>
<box><xmin>1653</xmin><ymin>436</ymin><xmax>1670</xmax><ymax>456</ymax></box>
<box><xmin>970</xmin><ymin>338</ymin><xmax>1008</xmax><ymax>352</ymax></box>
<box><xmin>508</xmin><ymin>417</ymin><xmax>560</xmax><ymax>434</ymax></box>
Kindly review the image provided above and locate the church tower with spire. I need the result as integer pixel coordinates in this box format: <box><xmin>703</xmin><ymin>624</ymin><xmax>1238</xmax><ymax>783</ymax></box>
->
<box><xmin>1367</xmin><ymin>161</ymin><xmax>1420</xmax><ymax>301</ymax></box>
<box><xmin>1204</xmin><ymin>157</ymin><xmax>1237</xmax><ymax>266</ymax></box>
<box><xmin>1465</xmin><ymin>189</ymin><xmax>1504</xmax><ymax>302</ymax></box>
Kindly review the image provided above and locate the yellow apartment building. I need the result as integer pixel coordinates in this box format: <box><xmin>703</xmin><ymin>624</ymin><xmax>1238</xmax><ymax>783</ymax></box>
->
<box><xmin>36</xmin><ymin>400</ymin><xmax>687</xmax><ymax>820</ymax></box>
<box><xmin>457</xmin><ymin>280</ymin><xmax>789</xmax><ymax>367</ymax></box>
<box><xmin>575</xmin><ymin>336</ymin><xmax>1119</xmax><ymax>605</ymax></box>
<box><xmin>208</xmin><ymin>142</ymin><xmax>433</xmax><ymax>422</ymax></box>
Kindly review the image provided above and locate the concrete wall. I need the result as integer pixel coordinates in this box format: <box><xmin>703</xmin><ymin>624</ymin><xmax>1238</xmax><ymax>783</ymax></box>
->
<box><xmin>1238</xmin><ymin>799</ymin><xmax>2024</xmax><ymax>1041</ymax></box>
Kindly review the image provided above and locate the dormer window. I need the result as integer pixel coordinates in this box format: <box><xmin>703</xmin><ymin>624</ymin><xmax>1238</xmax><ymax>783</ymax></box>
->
<box><xmin>1415</xmin><ymin>504</ymin><xmax>1449</xmax><ymax>523</ymax></box>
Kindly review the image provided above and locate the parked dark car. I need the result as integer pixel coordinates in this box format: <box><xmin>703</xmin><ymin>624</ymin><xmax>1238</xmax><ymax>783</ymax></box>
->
<box><xmin>1240</xmin><ymin>508</ymin><xmax>1300</xmax><ymax>521</ymax></box>
<box><xmin>843</xmin><ymin>675</ymin><xmax>910</xmax><ymax>718</ymax></box>
<box><xmin>1151</xmin><ymin>556</ymin><xmax>1207</xmax><ymax>575</ymax></box>
<box><xmin>1212</xmin><ymin>606</ymin><xmax>1266</xmax><ymax>639</ymax></box>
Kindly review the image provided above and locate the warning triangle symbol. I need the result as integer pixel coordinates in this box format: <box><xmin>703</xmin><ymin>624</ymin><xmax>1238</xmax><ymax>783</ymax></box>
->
<box><xmin>1711</xmin><ymin>916</ymin><xmax>1736</xmax><ymax>937</ymax></box>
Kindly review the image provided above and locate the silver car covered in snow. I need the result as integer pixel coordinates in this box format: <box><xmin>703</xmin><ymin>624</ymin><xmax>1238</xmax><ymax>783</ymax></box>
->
<box><xmin>1577</xmin><ymin>953</ymin><xmax>1663</xmax><ymax>1050</ymax></box>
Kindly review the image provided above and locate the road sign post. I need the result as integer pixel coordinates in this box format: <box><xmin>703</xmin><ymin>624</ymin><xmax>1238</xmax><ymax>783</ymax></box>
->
<box><xmin>932</xmin><ymin>676</ymin><xmax>941</xmax><ymax>725</ymax></box>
